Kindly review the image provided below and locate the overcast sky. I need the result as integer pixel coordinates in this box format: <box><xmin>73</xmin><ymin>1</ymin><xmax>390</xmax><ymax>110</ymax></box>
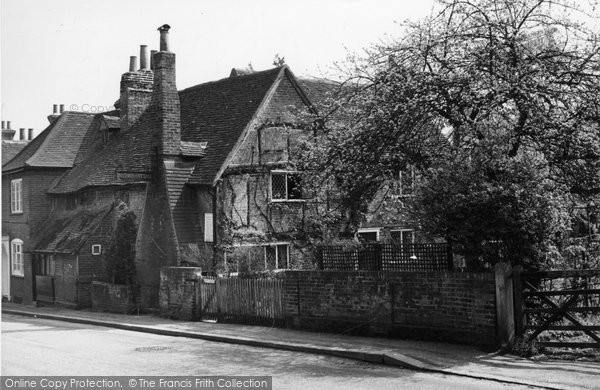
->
<box><xmin>1</xmin><ymin>0</ymin><xmax>436</xmax><ymax>137</ymax></box>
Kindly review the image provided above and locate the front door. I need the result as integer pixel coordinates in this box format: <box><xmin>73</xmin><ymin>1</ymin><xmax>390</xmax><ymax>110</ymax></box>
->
<box><xmin>1</xmin><ymin>236</ymin><xmax>10</xmax><ymax>299</ymax></box>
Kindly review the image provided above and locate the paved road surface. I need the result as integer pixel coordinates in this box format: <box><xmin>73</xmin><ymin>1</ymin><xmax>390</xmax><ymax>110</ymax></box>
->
<box><xmin>1</xmin><ymin>314</ymin><xmax>533</xmax><ymax>389</ymax></box>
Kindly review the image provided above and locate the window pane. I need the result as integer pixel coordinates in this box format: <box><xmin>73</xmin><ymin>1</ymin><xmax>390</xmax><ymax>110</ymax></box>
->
<box><xmin>276</xmin><ymin>245</ymin><xmax>288</xmax><ymax>269</ymax></box>
<box><xmin>358</xmin><ymin>231</ymin><xmax>378</xmax><ymax>242</ymax></box>
<box><xmin>265</xmin><ymin>246</ymin><xmax>276</xmax><ymax>270</ymax></box>
<box><xmin>287</xmin><ymin>174</ymin><xmax>302</xmax><ymax>199</ymax></box>
<box><xmin>271</xmin><ymin>174</ymin><xmax>286</xmax><ymax>200</ymax></box>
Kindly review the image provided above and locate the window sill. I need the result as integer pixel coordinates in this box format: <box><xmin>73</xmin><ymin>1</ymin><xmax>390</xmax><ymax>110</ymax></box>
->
<box><xmin>270</xmin><ymin>199</ymin><xmax>306</xmax><ymax>203</ymax></box>
<box><xmin>11</xmin><ymin>274</ymin><xmax>24</xmax><ymax>278</ymax></box>
<box><xmin>10</xmin><ymin>211</ymin><xmax>24</xmax><ymax>215</ymax></box>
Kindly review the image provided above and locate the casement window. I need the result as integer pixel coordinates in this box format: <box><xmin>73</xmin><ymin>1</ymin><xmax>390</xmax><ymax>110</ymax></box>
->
<box><xmin>270</xmin><ymin>171</ymin><xmax>303</xmax><ymax>201</ymax></box>
<box><xmin>204</xmin><ymin>213</ymin><xmax>214</xmax><ymax>242</ymax></box>
<box><xmin>390</xmin><ymin>229</ymin><xmax>415</xmax><ymax>244</ymax></box>
<box><xmin>34</xmin><ymin>254</ymin><xmax>55</xmax><ymax>276</ymax></box>
<box><xmin>10</xmin><ymin>179</ymin><xmax>23</xmax><ymax>213</ymax></box>
<box><xmin>264</xmin><ymin>244</ymin><xmax>289</xmax><ymax>269</ymax></box>
<box><xmin>11</xmin><ymin>239</ymin><xmax>24</xmax><ymax>276</ymax></box>
<box><xmin>392</xmin><ymin>166</ymin><xmax>415</xmax><ymax>197</ymax></box>
<box><xmin>357</xmin><ymin>228</ymin><xmax>381</xmax><ymax>242</ymax></box>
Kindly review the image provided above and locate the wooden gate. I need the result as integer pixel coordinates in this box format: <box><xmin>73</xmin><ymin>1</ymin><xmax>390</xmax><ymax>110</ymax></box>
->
<box><xmin>198</xmin><ymin>277</ymin><xmax>219</xmax><ymax>321</ymax></box>
<box><xmin>515</xmin><ymin>268</ymin><xmax>600</xmax><ymax>348</ymax></box>
<box><xmin>197</xmin><ymin>277</ymin><xmax>285</xmax><ymax>326</ymax></box>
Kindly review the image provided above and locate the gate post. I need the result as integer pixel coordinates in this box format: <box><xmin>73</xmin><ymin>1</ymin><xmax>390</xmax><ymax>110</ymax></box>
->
<box><xmin>512</xmin><ymin>265</ymin><xmax>525</xmax><ymax>337</ymax></box>
<box><xmin>495</xmin><ymin>262</ymin><xmax>515</xmax><ymax>350</ymax></box>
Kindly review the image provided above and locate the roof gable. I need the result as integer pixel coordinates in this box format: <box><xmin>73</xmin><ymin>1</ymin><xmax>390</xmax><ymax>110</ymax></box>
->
<box><xmin>2</xmin><ymin>112</ymin><xmax>95</xmax><ymax>172</ymax></box>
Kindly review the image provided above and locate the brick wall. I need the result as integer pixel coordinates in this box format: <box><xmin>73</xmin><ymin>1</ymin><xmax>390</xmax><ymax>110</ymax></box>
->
<box><xmin>91</xmin><ymin>281</ymin><xmax>137</xmax><ymax>313</ymax></box>
<box><xmin>158</xmin><ymin>266</ymin><xmax>201</xmax><ymax>320</ymax></box>
<box><xmin>284</xmin><ymin>271</ymin><xmax>497</xmax><ymax>349</ymax></box>
<box><xmin>2</xmin><ymin>169</ymin><xmax>66</xmax><ymax>303</ymax></box>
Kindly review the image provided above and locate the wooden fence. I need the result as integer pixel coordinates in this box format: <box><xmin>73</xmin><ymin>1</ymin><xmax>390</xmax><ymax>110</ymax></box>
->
<box><xmin>514</xmin><ymin>268</ymin><xmax>600</xmax><ymax>349</ymax></box>
<box><xmin>198</xmin><ymin>277</ymin><xmax>285</xmax><ymax>326</ymax></box>
<box><xmin>317</xmin><ymin>243</ymin><xmax>453</xmax><ymax>271</ymax></box>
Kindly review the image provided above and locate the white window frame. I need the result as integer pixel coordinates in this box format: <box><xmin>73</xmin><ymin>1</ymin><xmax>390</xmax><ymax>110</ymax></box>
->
<box><xmin>270</xmin><ymin>170</ymin><xmax>305</xmax><ymax>203</ymax></box>
<box><xmin>357</xmin><ymin>228</ymin><xmax>382</xmax><ymax>242</ymax></box>
<box><xmin>91</xmin><ymin>244</ymin><xmax>102</xmax><ymax>255</ymax></box>
<box><xmin>392</xmin><ymin>167</ymin><xmax>415</xmax><ymax>198</ymax></box>
<box><xmin>204</xmin><ymin>213</ymin><xmax>214</xmax><ymax>242</ymax></box>
<box><xmin>264</xmin><ymin>243</ymin><xmax>290</xmax><ymax>269</ymax></box>
<box><xmin>11</xmin><ymin>239</ymin><xmax>24</xmax><ymax>277</ymax></box>
<box><xmin>390</xmin><ymin>229</ymin><xmax>415</xmax><ymax>244</ymax></box>
<box><xmin>10</xmin><ymin>179</ymin><xmax>23</xmax><ymax>214</ymax></box>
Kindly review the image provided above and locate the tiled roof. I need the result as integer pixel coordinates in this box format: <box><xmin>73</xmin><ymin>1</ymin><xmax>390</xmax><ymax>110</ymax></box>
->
<box><xmin>2</xmin><ymin>112</ymin><xmax>95</xmax><ymax>172</ymax></box>
<box><xmin>2</xmin><ymin>141</ymin><xmax>28</xmax><ymax>165</ymax></box>
<box><xmin>49</xmin><ymin>112</ymin><xmax>154</xmax><ymax>193</ymax></box>
<box><xmin>181</xmin><ymin>67</ymin><xmax>283</xmax><ymax>185</ymax></box>
<box><xmin>297</xmin><ymin>77</ymin><xmax>341</xmax><ymax>106</ymax></box>
<box><xmin>32</xmin><ymin>205</ymin><xmax>113</xmax><ymax>254</ymax></box>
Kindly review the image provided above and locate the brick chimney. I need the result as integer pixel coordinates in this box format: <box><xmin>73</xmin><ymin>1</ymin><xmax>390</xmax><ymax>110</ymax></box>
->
<box><xmin>47</xmin><ymin>104</ymin><xmax>60</xmax><ymax>123</ymax></box>
<box><xmin>118</xmin><ymin>49</ymin><xmax>154</xmax><ymax>131</ymax></box>
<box><xmin>1</xmin><ymin>120</ymin><xmax>16</xmax><ymax>140</ymax></box>
<box><xmin>151</xmin><ymin>24</ymin><xmax>181</xmax><ymax>156</ymax></box>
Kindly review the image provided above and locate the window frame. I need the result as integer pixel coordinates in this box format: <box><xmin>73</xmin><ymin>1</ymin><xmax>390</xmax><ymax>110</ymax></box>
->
<box><xmin>91</xmin><ymin>244</ymin><xmax>102</xmax><ymax>256</ymax></box>
<box><xmin>390</xmin><ymin>229</ymin><xmax>415</xmax><ymax>244</ymax></box>
<box><xmin>391</xmin><ymin>166</ymin><xmax>415</xmax><ymax>198</ymax></box>
<box><xmin>270</xmin><ymin>170</ymin><xmax>305</xmax><ymax>203</ymax></box>
<box><xmin>11</xmin><ymin>238</ymin><xmax>24</xmax><ymax>277</ymax></box>
<box><xmin>10</xmin><ymin>178</ymin><xmax>23</xmax><ymax>214</ymax></box>
<box><xmin>357</xmin><ymin>228</ymin><xmax>382</xmax><ymax>242</ymax></box>
<box><xmin>264</xmin><ymin>243</ymin><xmax>290</xmax><ymax>269</ymax></box>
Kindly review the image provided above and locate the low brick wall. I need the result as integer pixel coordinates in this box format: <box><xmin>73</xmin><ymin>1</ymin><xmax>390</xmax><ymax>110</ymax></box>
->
<box><xmin>159</xmin><ymin>267</ymin><xmax>202</xmax><ymax>320</ymax></box>
<box><xmin>91</xmin><ymin>281</ymin><xmax>137</xmax><ymax>314</ymax></box>
<box><xmin>284</xmin><ymin>271</ymin><xmax>497</xmax><ymax>349</ymax></box>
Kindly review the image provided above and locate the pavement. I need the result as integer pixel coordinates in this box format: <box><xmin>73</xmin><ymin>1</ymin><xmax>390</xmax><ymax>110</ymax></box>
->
<box><xmin>2</xmin><ymin>302</ymin><xmax>599</xmax><ymax>390</ymax></box>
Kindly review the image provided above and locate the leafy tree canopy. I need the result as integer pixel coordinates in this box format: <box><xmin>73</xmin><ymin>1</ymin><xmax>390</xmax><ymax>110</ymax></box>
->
<box><xmin>299</xmin><ymin>0</ymin><xmax>600</xmax><ymax>266</ymax></box>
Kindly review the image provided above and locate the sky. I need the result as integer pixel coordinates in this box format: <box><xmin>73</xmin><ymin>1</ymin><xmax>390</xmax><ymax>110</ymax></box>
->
<box><xmin>1</xmin><ymin>0</ymin><xmax>436</xmax><ymax>138</ymax></box>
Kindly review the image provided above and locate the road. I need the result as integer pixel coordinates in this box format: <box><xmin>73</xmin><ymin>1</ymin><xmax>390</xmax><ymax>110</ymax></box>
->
<box><xmin>1</xmin><ymin>314</ymin><xmax>533</xmax><ymax>389</ymax></box>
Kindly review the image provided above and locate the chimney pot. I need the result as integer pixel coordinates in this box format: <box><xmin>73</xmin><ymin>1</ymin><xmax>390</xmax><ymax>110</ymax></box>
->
<box><xmin>158</xmin><ymin>24</ymin><xmax>171</xmax><ymax>52</ymax></box>
<box><xmin>28</xmin><ymin>128</ymin><xmax>33</xmax><ymax>140</ymax></box>
<box><xmin>60</xmin><ymin>104</ymin><xmax>65</xmax><ymax>113</ymax></box>
<box><xmin>19</xmin><ymin>128</ymin><xmax>25</xmax><ymax>140</ymax></box>
<box><xmin>140</xmin><ymin>45</ymin><xmax>149</xmax><ymax>70</ymax></box>
<box><xmin>1</xmin><ymin>121</ymin><xmax>4</xmax><ymax>130</ymax></box>
<box><xmin>7</xmin><ymin>121</ymin><xmax>11</xmax><ymax>129</ymax></box>
<box><xmin>150</xmin><ymin>50</ymin><xmax>158</xmax><ymax>70</ymax></box>
<box><xmin>53</xmin><ymin>104</ymin><xmax>58</xmax><ymax>114</ymax></box>
<box><xmin>129</xmin><ymin>56</ymin><xmax>138</xmax><ymax>72</ymax></box>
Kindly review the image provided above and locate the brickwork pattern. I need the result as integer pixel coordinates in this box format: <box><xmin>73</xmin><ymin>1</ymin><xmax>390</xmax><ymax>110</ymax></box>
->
<box><xmin>284</xmin><ymin>271</ymin><xmax>497</xmax><ymax>348</ymax></box>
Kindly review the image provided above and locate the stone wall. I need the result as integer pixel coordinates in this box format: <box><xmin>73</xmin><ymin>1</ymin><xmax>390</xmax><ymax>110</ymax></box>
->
<box><xmin>284</xmin><ymin>271</ymin><xmax>497</xmax><ymax>349</ymax></box>
<box><xmin>158</xmin><ymin>267</ymin><xmax>201</xmax><ymax>320</ymax></box>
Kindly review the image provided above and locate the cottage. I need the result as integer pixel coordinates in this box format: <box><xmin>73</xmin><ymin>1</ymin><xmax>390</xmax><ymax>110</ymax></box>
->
<box><xmin>2</xmin><ymin>26</ymin><xmax>342</xmax><ymax>308</ymax></box>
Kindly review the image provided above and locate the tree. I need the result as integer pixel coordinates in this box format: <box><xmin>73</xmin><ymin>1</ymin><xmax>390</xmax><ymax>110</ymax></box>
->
<box><xmin>105</xmin><ymin>211</ymin><xmax>138</xmax><ymax>285</ymax></box>
<box><xmin>299</xmin><ymin>0</ymin><xmax>600</xmax><ymax>267</ymax></box>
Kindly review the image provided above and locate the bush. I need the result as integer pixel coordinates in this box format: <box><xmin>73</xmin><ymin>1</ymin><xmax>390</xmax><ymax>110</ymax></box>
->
<box><xmin>105</xmin><ymin>211</ymin><xmax>138</xmax><ymax>285</ymax></box>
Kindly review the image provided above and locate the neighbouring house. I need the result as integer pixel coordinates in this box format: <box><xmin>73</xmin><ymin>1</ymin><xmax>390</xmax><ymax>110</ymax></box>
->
<box><xmin>1</xmin><ymin>107</ymin><xmax>94</xmax><ymax>304</ymax></box>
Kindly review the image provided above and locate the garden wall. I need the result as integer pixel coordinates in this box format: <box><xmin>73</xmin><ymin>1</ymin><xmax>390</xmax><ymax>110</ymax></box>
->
<box><xmin>284</xmin><ymin>271</ymin><xmax>497</xmax><ymax>349</ymax></box>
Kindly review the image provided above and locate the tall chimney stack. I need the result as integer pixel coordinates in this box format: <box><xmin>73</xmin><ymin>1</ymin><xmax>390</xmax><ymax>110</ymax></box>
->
<box><xmin>140</xmin><ymin>45</ymin><xmax>149</xmax><ymax>70</ymax></box>
<box><xmin>60</xmin><ymin>104</ymin><xmax>65</xmax><ymax>113</ymax></box>
<box><xmin>53</xmin><ymin>104</ymin><xmax>58</xmax><ymax>114</ymax></box>
<box><xmin>19</xmin><ymin>128</ymin><xmax>25</xmax><ymax>140</ymax></box>
<box><xmin>158</xmin><ymin>24</ymin><xmax>170</xmax><ymax>51</ymax></box>
<box><xmin>28</xmin><ymin>128</ymin><xmax>33</xmax><ymax>140</ymax></box>
<box><xmin>7</xmin><ymin>121</ymin><xmax>11</xmax><ymax>129</ymax></box>
<box><xmin>1</xmin><ymin>121</ymin><xmax>5</xmax><ymax>130</ymax></box>
<box><xmin>129</xmin><ymin>56</ymin><xmax>138</xmax><ymax>72</ymax></box>
<box><xmin>152</xmin><ymin>24</ymin><xmax>181</xmax><ymax>156</ymax></box>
